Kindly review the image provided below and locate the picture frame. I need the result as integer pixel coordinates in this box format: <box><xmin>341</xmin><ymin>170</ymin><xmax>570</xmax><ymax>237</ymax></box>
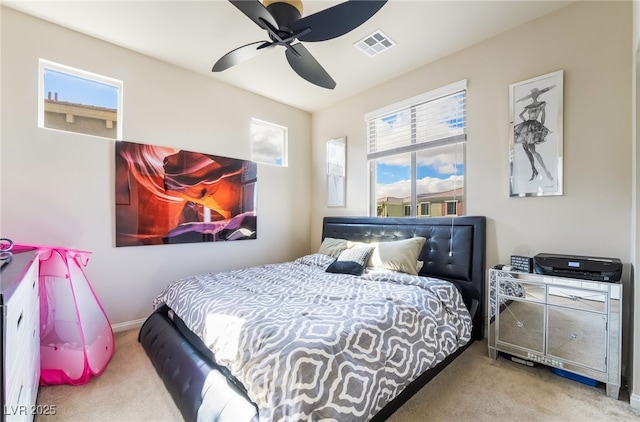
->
<box><xmin>326</xmin><ymin>137</ymin><xmax>346</xmax><ymax>207</ymax></box>
<box><xmin>509</xmin><ymin>70</ymin><xmax>563</xmax><ymax>197</ymax></box>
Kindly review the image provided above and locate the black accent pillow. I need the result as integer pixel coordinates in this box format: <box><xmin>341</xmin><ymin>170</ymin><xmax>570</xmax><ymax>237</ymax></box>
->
<box><xmin>326</xmin><ymin>246</ymin><xmax>374</xmax><ymax>276</ymax></box>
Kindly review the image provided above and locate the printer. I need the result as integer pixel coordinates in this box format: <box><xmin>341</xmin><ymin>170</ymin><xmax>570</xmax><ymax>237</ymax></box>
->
<box><xmin>533</xmin><ymin>253</ymin><xmax>622</xmax><ymax>282</ymax></box>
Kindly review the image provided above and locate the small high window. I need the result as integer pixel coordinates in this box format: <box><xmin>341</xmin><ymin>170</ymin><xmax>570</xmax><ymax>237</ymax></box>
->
<box><xmin>250</xmin><ymin>118</ymin><xmax>288</xmax><ymax>167</ymax></box>
<box><xmin>39</xmin><ymin>59</ymin><xmax>122</xmax><ymax>139</ymax></box>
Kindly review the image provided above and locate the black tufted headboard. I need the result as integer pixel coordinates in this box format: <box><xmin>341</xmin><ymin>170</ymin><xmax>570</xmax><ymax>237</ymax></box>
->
<box><xmin>322</xmin><ymin>216</ymin><xmax>486</xmax><ymax>340</ymax></box>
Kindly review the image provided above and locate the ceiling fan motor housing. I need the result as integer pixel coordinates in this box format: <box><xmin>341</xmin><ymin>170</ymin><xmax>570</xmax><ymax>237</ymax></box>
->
<box><xmin>264</xmin><ymin>1</ymin><xmax>302</xmax><ymax>33</ymax></box>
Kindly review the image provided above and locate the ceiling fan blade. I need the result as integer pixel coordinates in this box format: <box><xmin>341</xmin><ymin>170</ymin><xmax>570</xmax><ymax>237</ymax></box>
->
<box><xmin>285</xmin><ymin>43</ymin><xmax>336</xmax><ymax>89</ymax></box>
<box><xmin>291</xmin><ymin>0</ymin><xmax>388</xmax><ymax>42</ymax></box>
<box><xmin>229</xmin><ymin>0</ymin><xmax>279</xmax><ymax>30</ymax></box>
<box><xmin>212</xmin><ymin>41</ymin><xmax>274</xmax><ymax>72</ymax></box>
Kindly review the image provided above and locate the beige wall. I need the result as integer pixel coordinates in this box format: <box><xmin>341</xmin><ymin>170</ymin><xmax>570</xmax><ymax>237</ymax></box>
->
<box><xmin>312</xmin><ymin>0</ymin><xmax>634</xmax><ymax>397</ymax></box>
<box><xmin>0</xmin><ymin>7</ymin><xmax>312</xmax><ymax>327</ymax></box>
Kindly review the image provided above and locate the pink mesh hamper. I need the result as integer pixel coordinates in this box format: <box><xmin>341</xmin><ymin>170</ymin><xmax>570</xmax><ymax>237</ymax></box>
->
<box><xmin>19</xmin><ymin>245</ymin><xmax>115</xmax><ymax>385</ymax></box>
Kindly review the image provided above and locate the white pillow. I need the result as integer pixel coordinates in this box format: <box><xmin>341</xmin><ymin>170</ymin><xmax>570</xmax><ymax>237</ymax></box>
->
<box><xmin>318</xmin><ymin>237</ymin><xmax>348</xmax><ymax>258</ymax></box>
<box><xmin>348</xmin><ymin>237</ymin><xmax>427</xmax><ymax>275</ymax></box>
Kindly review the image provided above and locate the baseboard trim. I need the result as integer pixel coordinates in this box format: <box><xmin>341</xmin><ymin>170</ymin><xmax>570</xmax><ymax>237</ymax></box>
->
<box><xmin>111</xmin><ymin>318</ymin><xmax>146</xmax><ymax>333</ymax></box>
<box><xmin>631</xmin><ymin>392</ymin><xmax>640</xmax><ymax>413</ymax></box>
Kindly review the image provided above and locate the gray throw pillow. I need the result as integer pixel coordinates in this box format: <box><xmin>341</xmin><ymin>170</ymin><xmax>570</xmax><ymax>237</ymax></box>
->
<box><xmin>326</xmin><ymin>245</ymin><xmax>375</xmax><ymax>276</ymax></box>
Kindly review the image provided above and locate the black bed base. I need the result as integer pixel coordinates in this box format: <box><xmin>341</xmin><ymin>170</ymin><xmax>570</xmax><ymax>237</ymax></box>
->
<box><xmin>139</xmin><ymin>304</ymin><xmax>476</xmax><ymax>422</ymax></box>
<box><xmin>138</xmin><ymin>308</ymin><xmax>259</xmax><ymax>422</ymax></box>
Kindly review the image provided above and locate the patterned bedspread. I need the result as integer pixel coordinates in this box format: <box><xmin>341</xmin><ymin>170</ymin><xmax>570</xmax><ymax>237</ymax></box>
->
<box><xmin>153</xmin><ymin>253</ymin><xmax>472</xmax><ymax>422</ymax></box>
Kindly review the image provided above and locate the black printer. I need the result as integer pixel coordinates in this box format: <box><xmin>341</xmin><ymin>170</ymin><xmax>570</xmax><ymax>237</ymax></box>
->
<box><xmin>533</xmin><ymin>253</ymin><xmax>622</xmax><ymax>282</ymax></box>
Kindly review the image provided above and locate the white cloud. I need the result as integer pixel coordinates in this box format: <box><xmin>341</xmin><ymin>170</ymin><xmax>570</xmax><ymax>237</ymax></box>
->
<box><xmin>376</xmin><ymin>175</ymin><xmax>464</xmax><ymax>199</ymax></box>
<box><xmin>417</xmin><ymin>149</ymin><xmax>462</xmax><ymax>175</ymax></box>
<box><xmin>376</xmin><ymin>143</ymin><xmax>463</xmax><ymax>175</ymax></box>
<box><xmin>251</xmin><ymin>121</ymin><xmax>286</xmax><ymax>165</ymax></box>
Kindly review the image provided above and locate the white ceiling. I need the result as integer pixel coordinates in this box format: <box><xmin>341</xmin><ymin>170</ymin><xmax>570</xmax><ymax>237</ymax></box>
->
<box><xmin>4</xmin><ymin>0</ymin><xmax>572</xmax><ymax>112</ymax></box>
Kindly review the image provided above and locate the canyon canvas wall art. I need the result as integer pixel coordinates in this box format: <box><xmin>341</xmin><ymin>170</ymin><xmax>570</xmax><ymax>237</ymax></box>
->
<box><xmin>115</xmin><ymin>140</ymin><xmax>257</xmax><ymax>247</ymax></box>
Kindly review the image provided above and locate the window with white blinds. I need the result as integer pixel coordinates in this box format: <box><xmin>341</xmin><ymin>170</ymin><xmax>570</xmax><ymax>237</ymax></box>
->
<box><xmin>366</xmin><ymin>80</ymin><xmax>467</xmax><ymax>217</ymax></box>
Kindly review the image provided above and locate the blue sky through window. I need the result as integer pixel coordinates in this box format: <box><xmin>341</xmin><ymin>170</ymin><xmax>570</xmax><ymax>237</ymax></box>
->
<box><xmin>376</xmin><ymin>161</ymin><xmax>465</xmax><ymax>184</ymax></box>
<box><xmin>44</xmin><ymin>68</ymin><xmax>118</xmax><ymax>109</ymax></box>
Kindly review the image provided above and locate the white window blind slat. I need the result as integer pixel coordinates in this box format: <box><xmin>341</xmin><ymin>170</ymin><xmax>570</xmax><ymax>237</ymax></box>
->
<box><xmin>367</xmin><ymin>134</ymin><xmax>466</xmax><ymax>161</ymax></box>
<box><xmin>367</xmin><ymin>88</ymin><xmax>466</xmax><ymax>157</ymax></box>
<box><xmin>364</xmin><ymin>80</ymin><xmax>467</xmax><ymax>121</ymax></box>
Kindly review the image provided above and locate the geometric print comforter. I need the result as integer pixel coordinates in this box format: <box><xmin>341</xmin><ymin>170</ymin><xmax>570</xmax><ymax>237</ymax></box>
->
<box><xmin>153</xmin><ymin>253</ymin><xmax>472</xmax><ymax>422</ymax></box>
<box><xmin>488</xmin><ymin>269</ymin><xmax>526</xmax><ymax>318</ymax></box>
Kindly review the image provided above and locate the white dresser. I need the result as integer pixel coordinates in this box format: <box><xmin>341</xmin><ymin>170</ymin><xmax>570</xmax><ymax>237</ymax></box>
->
<box><xmin>1</xmin><ymin>250</ymin><xmax>40</xmax><ymax>422</ymax></box>
<box><xmin>488</xmin><ymin>267</ymin><xmax>622</xmax><ymax>398</ymax></box>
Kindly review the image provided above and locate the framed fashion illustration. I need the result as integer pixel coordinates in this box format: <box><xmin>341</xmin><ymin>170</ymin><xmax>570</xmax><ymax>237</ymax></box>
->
<box><xmin>509</xmin><ymin>70</ymin><xmax>563</xmax><ymax>197</ymax></box>
<box><xmin>326</xmin><ymin>137</ymin><xmax>346</xmax><ymax>207</ymax></box>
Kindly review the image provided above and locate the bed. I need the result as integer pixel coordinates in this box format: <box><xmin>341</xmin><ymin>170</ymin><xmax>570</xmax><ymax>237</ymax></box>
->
<box><xmin>138</xmin><ymin>216</ymin><xmax>486</xmax><ymax>421</ymax></box>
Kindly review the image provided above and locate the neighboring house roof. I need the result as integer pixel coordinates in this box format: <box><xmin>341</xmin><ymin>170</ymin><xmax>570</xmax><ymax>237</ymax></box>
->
<box><xmin>377</xmin><ymin>187</ymin><xmax>464</xmax><ymax>205</ymax></box>
<box><xmin>44</xmin><ymin>99</ymin><xmax>117</xmax><ymax>122</ymax></box>
<box><xmin>417</xmin><ymin>187</ymin><xmax>464</xmax><ymax>201</ymax></box>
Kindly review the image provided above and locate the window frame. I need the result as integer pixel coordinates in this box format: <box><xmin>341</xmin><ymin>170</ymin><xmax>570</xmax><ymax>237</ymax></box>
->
<box><xmin>419</xmin><ymin>202</ymin><xmax>431</xmax><ymax>217</ymax></box>
<box><xmin>366</xmin><ymin>80</ymin><xmax>467</xmax><ymax>217</ymax></box>
<box><xmin>38</xmin><ymin>59</ymin><xmax>123</xmax><ymax>139</ymax></box>
<box><xmin>445</xmin><ymin>200</ymin><xmax>459</xmax><ymax>216</ymax></box>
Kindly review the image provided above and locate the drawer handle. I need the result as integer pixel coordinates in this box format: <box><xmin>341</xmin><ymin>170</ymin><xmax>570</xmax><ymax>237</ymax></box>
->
<box><xmin>17</xmin><ymin>312</ymin><xmax>23</xmax><ymax>329</ymax></box>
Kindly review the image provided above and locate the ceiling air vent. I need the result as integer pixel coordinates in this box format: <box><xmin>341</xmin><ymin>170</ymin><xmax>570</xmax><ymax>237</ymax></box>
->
<box><xmin>354</xmin><ymin>29</ymin><xmax>395</xmax><ymax>57</ymax></box>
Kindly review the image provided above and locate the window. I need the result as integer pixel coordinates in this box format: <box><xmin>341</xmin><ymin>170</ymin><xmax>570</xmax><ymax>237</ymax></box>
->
<box><xmin>446</xmin><ymin>200</ymin><xmax>458</xmax><ymax>216</ymax></box>
<box><xmin>39</xmin><ymin>59</ymin><xmax>122</xmax><ymax>139</ymax></box>
<box><xmin>419</xmin><ymin>202</ymin><xmax>430</xmax><ymax>217</ymax></box>
<box><xmin>366</xmin><ymin>81</ymin><xmax>466</xmax><ymax>217</ymax></box>
<box><xmin>250</xmin><ymin>118</ymin><xmax>288</xmax><ymax>166</ymax></box>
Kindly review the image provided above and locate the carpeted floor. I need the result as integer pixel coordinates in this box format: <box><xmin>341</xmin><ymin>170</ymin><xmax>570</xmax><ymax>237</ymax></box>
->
<box><xmin>35</xmin><ymin>329</ymin><xmax>638</xmax><ymax>422</ymax></box>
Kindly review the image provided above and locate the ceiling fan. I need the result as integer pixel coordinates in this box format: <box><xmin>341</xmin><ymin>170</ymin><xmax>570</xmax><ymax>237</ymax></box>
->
<box><xmin>212</xmin><ymin>0</ymin><xmax>388</xmax><ymax>89</ymax></box>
